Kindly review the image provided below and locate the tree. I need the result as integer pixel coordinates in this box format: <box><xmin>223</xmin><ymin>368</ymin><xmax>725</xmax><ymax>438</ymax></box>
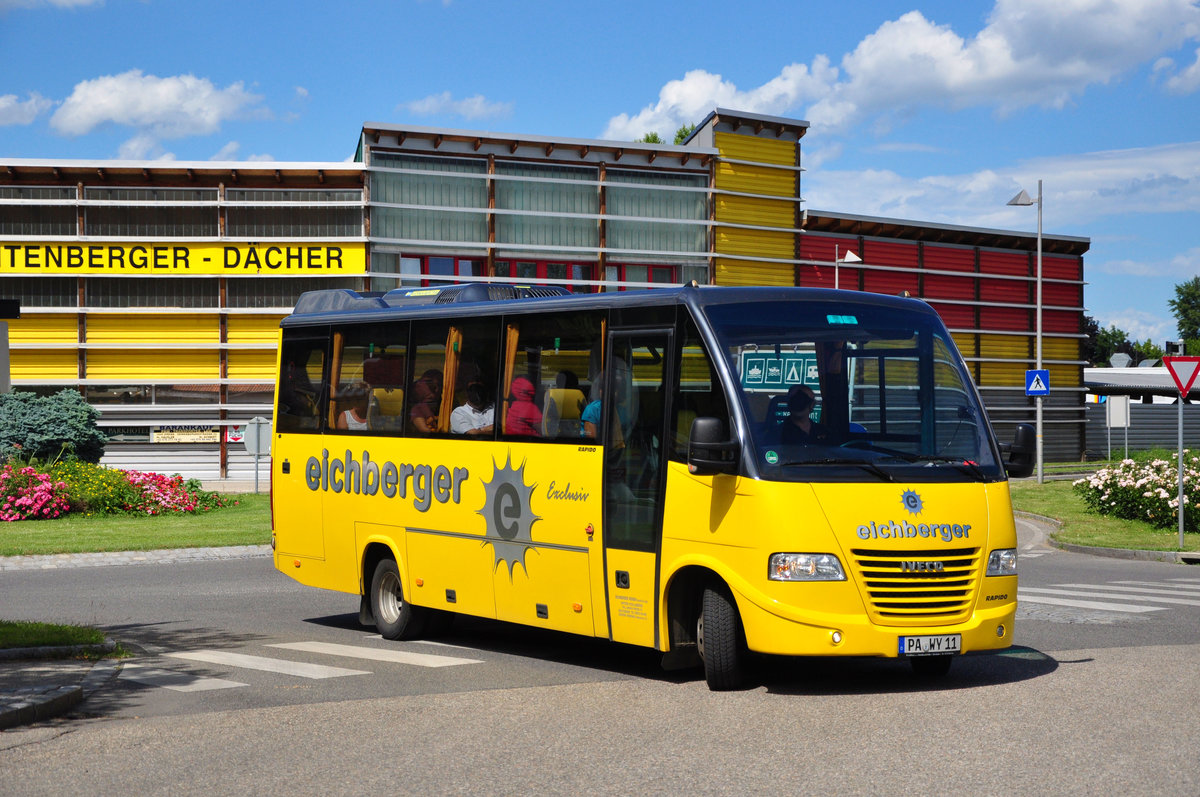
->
<box><xmin>637</xmin><ymin>132</ymin><xmax>664</xmax><ymax>144</ymax></box>
<box><xmin>1168</xmin><ymin>276</ymin><xmax>1200</xmax><ymax>342</ymax></box>
<box><xmin>673</xmin><ymin>123</ymin><xmax>696</xmax><ymax>145</ymax></box>
<box><xmin>0</xmin><ymin>389</ymin><xmax>107</xmax><ymax>463</ymax></box>
<box><xmin>1080</xmin><ymin>315</ymin><xmax>1100</xmax><ymax>365</ymax></box>
<box><xmin>1132</xmin><ymin>338</ymin><xmax>1164</xmax><ymax>364</ymax></box>
<box><xmin>1093</xmin><ymin>323</ymin><xmax>1134</xmax><ymax>366</ymax></box>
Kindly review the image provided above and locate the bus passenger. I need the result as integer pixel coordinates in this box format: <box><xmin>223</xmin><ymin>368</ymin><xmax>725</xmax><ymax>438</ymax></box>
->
<box><xmin>781</xmin><ymin>384</ymin><xmax>826</xmax><ymax>445</ymax></box>
<box><xmin>409</xmin><ymin>369</ymin><xmax>443</xmax><ymax>433</ymax></box>
<box><xmin>334</xmin><ymin>382</ymin><xmax>370</xmax><ymax>431</ymax></box>
<box><xmin>505</xmin><ymin>376</ymin><xmax>542</xmax><ymax>436</ymax></box>
<box><xmin>450</xmin><ymin>382</ymin><xmax>494</xmax><ymax>436</ymax></box>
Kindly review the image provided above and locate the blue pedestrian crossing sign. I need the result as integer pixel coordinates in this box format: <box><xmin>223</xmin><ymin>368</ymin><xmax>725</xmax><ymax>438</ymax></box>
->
<box><xmin>1025</xmin><ymin>369</ymin><xmax>1050</xmax><ymax>396</ymax></box>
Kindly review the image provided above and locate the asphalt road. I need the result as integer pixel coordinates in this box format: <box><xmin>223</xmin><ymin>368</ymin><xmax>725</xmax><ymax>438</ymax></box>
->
<box><xmin>2</xmin><ymin>531</ymin><xmax>1199</xmax><ymax>795</ymax></box>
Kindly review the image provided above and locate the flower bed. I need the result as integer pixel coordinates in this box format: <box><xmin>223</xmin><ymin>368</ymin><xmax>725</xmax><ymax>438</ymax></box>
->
<box><xmin>0</xmin><ymin>458</ymin><xmax>236</xmax><ymax>521</ymax></box>
<box><xmin>1073</xmin><ymin>454</ymin><xmax>1198</xmax><ymax>532</ymax></box>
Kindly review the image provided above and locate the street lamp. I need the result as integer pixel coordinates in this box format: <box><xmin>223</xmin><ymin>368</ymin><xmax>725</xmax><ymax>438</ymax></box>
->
<box><xmin>1008</xmin><ymin>180</ymin><xmax>1044</xmax><ymax>484</ymax></box>
<box><xmin>834</xmin><ymin>245</ymin><xmax>861</xmax><ymax>290</ymax></box>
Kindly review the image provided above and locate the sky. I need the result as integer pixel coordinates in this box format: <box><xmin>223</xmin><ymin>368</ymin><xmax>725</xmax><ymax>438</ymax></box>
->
<box><xmin>1</xmin><ymin>0</ymin><xmax>1199</xmax><ymax>345</ymax></box>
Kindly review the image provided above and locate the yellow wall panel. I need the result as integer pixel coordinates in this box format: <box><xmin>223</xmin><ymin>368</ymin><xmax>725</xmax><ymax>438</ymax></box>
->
<box><xmin>86</xmin><ymin>350</ymin><xmax>218</xmax><ymax>380</ymax></box>
<box><xmin>979</xmin><ymin>362</ymin><xmax>1028</xmax><ymax>385</ymax></box>
<box><xmin>11</xmin><ymin>350</ymin><xmax>77</xmax><ymax>380</ymax></box>
<box><xmin>714</xmin><ymin>258</ymin><xmax>793</xmax><ymax>287</ymax></box>
<box><xmin>979</xmin><ymin>334</ymin><xmax>1030</xmax><ymax>360</ymax></box>
<box><xmin>714</xmin><ymin>132</ymin><xmax>796</xmax><ymax>165</ymax></box>
<box><xmin>714</xmin><ymin>195</ymin><xmax>794</xmax><ymax>228</ymax></box>
<box><xmin>227</xmin><ymin>350</ymin><xmax>278</xmax><ymax>380</ymax></box>
<box><xmin>227</xmin><ymin>314</ymin><xmax>285</xmax><ymax>345</ymax></box>
<box><xmin>1043</xmin><ymin>336</ymin><xmax>1079</xmax><ymax>361</ymax></box>
<box><xmin>951</xmin><ymin>333</ymin><xmax>977</xmax><ymax>358</ymax></box>
<box><xmin>87</xmin><ymin>314</ymin><xmax>218</xmax><ymax>344</ymax></box>
<box><xmin>714</xmin><ymin>161</ymin><xmax>795</xmax><ymax>197</ymax></box>
<box><xmin>1048</xmin><ymin>363</ymin><xmax>1081</xmax><ymax>388</ymax></box>
<box><xmin>714</xmin><ymin>226</ymin><xmax>794</xmax><ymax>259</ymax></box>
<box><xmin>8</xmin><ymin>315</ymin><xmax>77</xmax><ymax>344</ymax></box>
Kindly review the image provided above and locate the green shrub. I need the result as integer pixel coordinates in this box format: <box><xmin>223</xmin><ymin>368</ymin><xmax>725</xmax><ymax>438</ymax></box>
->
<box><xmin>0</xmin><ymin>390</ymin><xmax>107</xmax><ymax>464</ymax></box>
<box><xmin>49</xmin><ymin>459</ymin><xmax>140</xmax><ymax>515</ymax></box>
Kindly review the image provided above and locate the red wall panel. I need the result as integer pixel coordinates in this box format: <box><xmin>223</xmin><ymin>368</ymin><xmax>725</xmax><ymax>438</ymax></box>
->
<box><xmin>863</xmin><ymin>240</ymin><xmax>919</xmax><ymax>268</ymax></box>
<box><xmin>980</xmin><ymin>305</ymin><xmax>1031</xmax><ymax>331</ymax></box>
<box><xmin>928</xmin><ymin>302</ymin><xmax>976</xmax><ymax>328</ymax></box>
<box><xmin>863</xmin><ymin>269</ymin><xmax>918</xmax><ymax>295</ymax></box>
<box><xmin>1042</xmin><ymin>282</ymin><xmax>1082</xmax><ymax>308</ymax></box>
<box><xmin>1042</xmin><ymin>309</ymin><xmax>1081</xmax><ymax>334</ymax></box>
<box><xmin>923</xmin><ymin>273</ymin><xmax>975</xmax><ymax>301</ymax></box>
<box><xmin>979</xmin><ymin>250</ymin><xmax>1030</xmax><ymax>276</ymax></box>
<box><xmin>1042</xmin><ymin>256</ymin><xmax>1081</xmax><ymax>281</ymax></box>
<box><xmin>924</xmin><ymin>245</ymin><xmax>976</xmax><ymax>272</ymax></box>
<box><xmin>978</xmin><ymin>277</ymin><xmax>1028</xmax><ymax>304</ymax></box>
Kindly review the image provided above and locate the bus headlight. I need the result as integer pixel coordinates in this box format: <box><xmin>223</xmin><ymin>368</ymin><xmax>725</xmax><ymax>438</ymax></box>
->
<box><xmin>769</xmin><ymin>553</ymin><xmax>846</xmax><ymax>581</ymax></box>
<box><xmin>986</xmin><ymin>548</ymin><xmax>1018</xmax><ymax>576</ymax></box>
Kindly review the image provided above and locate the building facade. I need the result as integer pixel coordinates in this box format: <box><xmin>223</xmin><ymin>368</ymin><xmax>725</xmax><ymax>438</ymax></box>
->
<box><xmin>0</xmin><ymin>109</ymin><xmax>1088</xmax><ymax>478</ymax></box>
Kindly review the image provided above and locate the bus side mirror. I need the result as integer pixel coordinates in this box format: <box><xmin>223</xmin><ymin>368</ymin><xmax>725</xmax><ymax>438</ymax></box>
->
<box><xmin>1003</xmin><ymin>423</ymin><xmax>1035</xmax><ymax>479</ymax></box>
<box><xmin>688</xmin><ymin>416</ymin><xmax>739</xmax><ymax>476</ymax></box>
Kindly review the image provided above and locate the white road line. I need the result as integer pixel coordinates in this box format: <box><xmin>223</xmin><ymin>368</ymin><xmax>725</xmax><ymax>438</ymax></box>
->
<box><xmin>1112</xmin><ymin>581</ymin><xmax>1200</xmax><ymax>594</ymax></box>
<box><xmin>268</xmin><ymin>641</ymin><xmax>482</xmax><ymax>667</ymax></box>
<box><xmin>165</xmin><ymin>650</ymin><xmax>370</xmax><ymax>679</ymax></box>
<box><xmin>362</xmin><ymin>634</ymin><xmax>479</xmax><ymax>652</ymax></box>
<box><xmin>119</xmin><ymin>664</ymin><xmax>247</xmax><ymax>692</ymax></box>
<box><xmin>1017</xmin><ymin>592</ymin><xmax>1165</xmax><ymax>613</ymax></box>
<box><xmin>1051</xmin><ymin>584</ymin><xmax>1200</xmax><ymax>605</ymax></box>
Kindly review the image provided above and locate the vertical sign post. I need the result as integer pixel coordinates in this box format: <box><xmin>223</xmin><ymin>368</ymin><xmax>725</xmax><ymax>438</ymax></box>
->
<box><xmin>1163</xmin><ymin>357</ymin><xmax>1200</xmax><ymax>548</ymax></box>
<box><xmin>242</xmin><ymin>416</ymin><xmax>272</xmax><ymax>495</ymax></box>
<box><xmin>1105</xmin><ymin>394</ymin><xmax>1130</xmax><ymax>460</ymax></box>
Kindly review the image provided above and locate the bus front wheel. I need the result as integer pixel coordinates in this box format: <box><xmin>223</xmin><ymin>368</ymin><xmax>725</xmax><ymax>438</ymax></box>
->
<box><xmin>370</xmin><ymin>559</ymin><xmax>426</xmax><ymax>640</ymax></box>
<box><xmin>697</xmin><ymin>584</ymin><xmax>745</xmax><ymax>690</ymax></box>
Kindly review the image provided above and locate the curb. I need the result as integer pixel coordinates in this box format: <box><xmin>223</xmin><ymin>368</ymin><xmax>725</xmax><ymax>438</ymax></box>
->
<box><xmin>1015</xmin><ymin>510</ymin><xmax>1200</xmax><ymax>565</ymax></box>
<box><xmin>0</xmin><ymin>639</ymin><xmax>121</xmax><ymax>731</ymax></box>
<box><xmin>0</xmin><ymin>684</ymin><xmax>82</xmax><ymax>730</ymax></box>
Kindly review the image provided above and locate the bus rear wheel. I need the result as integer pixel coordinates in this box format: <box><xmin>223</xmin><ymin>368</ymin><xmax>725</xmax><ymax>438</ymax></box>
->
<box><xmin>370</xmin><ymin>558</ymin><xmax>426</xmax><ymax>640</ymax></box>
<box><xmin>697</xmin><ymin>584</ymin><xmax>745</xmax><ymax>690</ymax></box>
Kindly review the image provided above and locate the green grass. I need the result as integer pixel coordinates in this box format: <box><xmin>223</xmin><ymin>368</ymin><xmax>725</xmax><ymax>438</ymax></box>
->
<box><xmin>0</xmin><ymin>620</ymin><xmax>106</xmax><ymax>650</ymax></box>
<box><xmin>0</xmin><ymin>493</ymin><xmax>270</xmax><ymax>557</ymax></box>
<box><xmin>1010</xmin><ymin>478</ymin><xmax>1200</xmax><ymax>552</ymax></box>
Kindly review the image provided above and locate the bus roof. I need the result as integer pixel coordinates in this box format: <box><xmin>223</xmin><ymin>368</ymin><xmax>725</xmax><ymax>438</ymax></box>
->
<box><xmin>279</xmin><ymin>283</ymin><xmax>940</xmax><ymax>328</ymax></box>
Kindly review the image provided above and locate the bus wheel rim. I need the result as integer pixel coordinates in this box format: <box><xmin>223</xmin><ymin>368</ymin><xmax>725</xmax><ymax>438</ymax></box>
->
<box><xmin>379</xmin><ymin>571</ymin><xmax>402</xmax><ymax>624</ymax></box>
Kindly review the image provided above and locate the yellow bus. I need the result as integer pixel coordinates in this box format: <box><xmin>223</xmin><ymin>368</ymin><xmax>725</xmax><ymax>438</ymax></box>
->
<box><xmin>271</xmin><ymin>283</ymin><xmax>1034</xmax><ymax>689</ymax></box>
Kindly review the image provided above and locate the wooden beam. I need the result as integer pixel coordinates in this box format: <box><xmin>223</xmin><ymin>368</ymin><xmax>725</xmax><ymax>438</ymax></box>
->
<box><xmin>96</xmin><ymin>167</ymin><xmax>105</xmax><ymax>180</ymax></box>
<box><xmin>647</xmin><ymin>151</ymin><xmax>657</xmax><ymax>164</ymax></box>
<box><xmin>230</xmin><ymin>169</ymin><xmax>239</xmax><ymax>183</ymax></box>
<box><xmin>473</xmin><ymin>138</ymin><xmax>483</xmax><ymax>151</ymax></box>
<box><xmin>545</xmin><ymin>143</ymin><xmax>555</xmax><ymax>156</ymax></box>
<box><xmin>433</xmin><ymin>135</ymin><xmax>443</xmax><ymax>148</ymax></box>
<box><xmin>317</xmin><ymin>169</ymin><xmax>325</xmax><ymax>184</ymax></box>
<box><xmin>274</xmin><ymin>170</ymin><xmax>282</xmax><ymax>183</ymax></box>
<box><xmin>509</xmin><ymin>140</ymin><xmax>519</xmax><ymax>154</ymax></box>
<box><xmin>579</xmin><ymin>145</ymin><xmax>589</xmax><ymax>159</ymax></box>
<box><xmin>680</xmin><ymin>152</ymin><xmax>690</xmax><ymax>165</ymax></box>
<box><xmin>614</xmin><ymin>148</ymin><xmax>623</xmax><ymax>161</ymax></box>
<box><xmin>186</xmin><ymin>168</ymin><xmax>195</xmax><ymax>182</ymax></box>
<box><xmin>397</xmin><ymin>132</ymin><xmax>406</xmax><ymax>145</ymax></box>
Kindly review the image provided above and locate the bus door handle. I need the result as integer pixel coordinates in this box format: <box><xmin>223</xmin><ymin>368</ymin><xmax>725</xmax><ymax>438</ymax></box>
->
<box><xmin>615</xmin><ymin>571</ymin><xmax>630</xmax><ymax>589</ymax></box>
<box><xmin>281</xmin><ymin>459</ymin><xmax>290</xmax><ymax>474</ymax></box>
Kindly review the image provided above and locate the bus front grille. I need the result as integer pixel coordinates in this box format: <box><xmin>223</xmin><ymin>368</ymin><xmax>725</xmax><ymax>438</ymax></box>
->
<box><xmin>849</xmin><ymin>547</ymin><xmax>981</xmax><ymax>626</ymax></box>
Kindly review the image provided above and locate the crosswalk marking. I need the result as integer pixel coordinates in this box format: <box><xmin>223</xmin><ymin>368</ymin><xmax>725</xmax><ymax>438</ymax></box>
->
<box><xmin>267</xmin><ymin>641</ymin><xmax>481</xmax><ymax>667</ymax></box>
<box><xmin>166</xmin><ymin>650</ymin><xmax>371</xmax><ymax>679</ymax></box>
<box><xmin>1113</xmin><ymin>580</ymin><xmax>1200</xmax><ymax>594</ymax></box>
<box><xmin>1048</xmin><ymin>584</ymin><xmax>1200</xmax><ymax>606</ymax></box>
<box><xmin>120</xmin><ymin>663</ymin><xmax>247</xmax><ymax>692</ymax></box>
<box><xmin>1017</xmin><ymin>592</ymin><xmax>1165</xmax><ymax>613</ymax></box>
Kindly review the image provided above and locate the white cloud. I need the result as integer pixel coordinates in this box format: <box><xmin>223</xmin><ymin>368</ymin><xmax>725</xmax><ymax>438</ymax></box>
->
<box><xmin>1163</xmin><ymin>48</ymin><xmax>1200</xmax><ymax>92</ymax></box>
<box><xmin>400</xmin><ymin>91</ymin><xmax>513</xmax><ymax>120</ymax></box>
<box><xmin>604</xmin><ymin>0</ymin><xmax>1200</xmax><ymax>139</ymax></box>
<box><xmin>803</xmin><ymin>140</ymin><xmax>1200</xmax><ymax>231</ymax></box>
<box><xmin>117</xmin><ymin>133</ymin><xmax>173</xmax><ymax>161</ymax></box>
<box><xmin>602</xmin><ymin>61</ymin><xmax>837</xmax><ymax>141</ymax></box>
<box><xmin>210</xmin><ymin>141</ymin><xmax>241</xmax><ymax>161</ymax></box>
<box><xmin>1103</xmin><ymin>308</ymin><xmax>1174</xmax><ymax>342</ymax></box>
<box><xmin>0</xmin><ymin>92</ymin><xmax>52</xmax><ymax>126</ymax></box>
<box><xmin>50</xmin><ymin>70</ymin><xmax>264</xmax><ymax>146</ymax></box>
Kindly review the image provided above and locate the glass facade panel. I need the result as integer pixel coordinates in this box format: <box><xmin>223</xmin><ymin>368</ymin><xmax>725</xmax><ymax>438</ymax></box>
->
<box><xmin>606</xmin><ymin>169</ymin><xmax>707</xmax><ymax>255</ymax></box>
<box><xmin>0</xmin><ymin>186</ymin><xmax>76</xmax><ymax>235</ymax></box>
<box><xmin>227</xmin><ymin>189</ymin><xmax>361</xmax><ymax>237</ymax></box>
<box><xmin>495</xmin><ymin>161</ymin><xmax>598</xmax><ymax>249</ymax></box>
<box><xmin>86</xmin><ymin>277</ymin><xmax>218</xmax><ymax>308</ymax></box>
<box><xmin>226</xmin><ymin>277</ymin><xmax>359</xmax><ymax>309</ymax></box>
<box><xmin>371</xmin><ymin>153</ymin><xmax>487</xmax><ymax>243</ymax></box>
<box><xmin>84</xmin><ymin>188</ymin><xmax>218</xmax><ymax>237</ymax></box>
<box><xmin>0</xmin><ymin>277</ymin><xmax>76</xmax><ymax>306</ymax></box>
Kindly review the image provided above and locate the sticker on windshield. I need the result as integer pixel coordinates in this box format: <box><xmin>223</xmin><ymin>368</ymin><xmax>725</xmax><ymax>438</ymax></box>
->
<box><xmin>765</xmin><ymin>450</ymin><xmax>779</xmax><ymax>465</ymax></box>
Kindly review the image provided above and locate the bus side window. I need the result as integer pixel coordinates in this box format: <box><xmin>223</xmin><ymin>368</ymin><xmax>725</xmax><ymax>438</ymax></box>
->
<box><xmin>501</xmin><ymin>310</ymin><xmax>604</xmax><ymax>441</ymax></box>
<box><xmin>277</xmin><ymin>336</ymin><xmax>328</xmax><ymax>433</ymax></box>
<box><xmin>329</xmin><ymin>322</ymin><xmax>408</xmax><ymax>435</ymax></box>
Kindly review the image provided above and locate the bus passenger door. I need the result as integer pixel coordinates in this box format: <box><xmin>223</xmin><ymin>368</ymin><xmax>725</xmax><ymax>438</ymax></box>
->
<box><xmin>273</xmin><ymin>333</ymin><xmax>330</xmax><ymax>563</ymax></box>
<box><xmin>603</xmin><ymin>329</ymin><xmax>672</xmax><ymax>649</ymax></box>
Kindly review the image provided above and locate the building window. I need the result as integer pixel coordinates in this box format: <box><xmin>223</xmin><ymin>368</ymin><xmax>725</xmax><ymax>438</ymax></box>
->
<box><xmin>606</xmin><ymin>169</ymin><xmax>708</xmax><ymax>255</ymax></box>
<box><xmin>86</xmin><ymin>278</ymin><xmax>218</xmax><ymax>308</ymax></box>
<box><xmin>0</xmin><ymin>277</ymin><xmax>76</xmax><ymax>307</ymax></box>
<box><xmin>494</xmin><ymin>161</ymin><xmax>598</xmax><ymax>250</ymax></box>
<box><xmin>226</xmin><ymin>277</ymin><xmax>360</xmax><ymax>309</ymax></box>
<box><xmin>495</xmin><ymin>260</ymin><xmax>595</xmax><ymax>291</ymax></box>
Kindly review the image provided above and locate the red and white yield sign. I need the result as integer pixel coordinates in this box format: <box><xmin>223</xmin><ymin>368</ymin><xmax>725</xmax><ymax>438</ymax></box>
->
<box><xmin>1164</xmin><ymin>356</ymin><xmax>1200</xmax><ymax>396</ymax></box>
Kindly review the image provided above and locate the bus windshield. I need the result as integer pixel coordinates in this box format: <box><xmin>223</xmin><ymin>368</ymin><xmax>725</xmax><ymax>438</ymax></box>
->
<box><xmin>702</xmin><ymin>298</ymin><xmax>1004</xmax><ymax>482</ymax></box>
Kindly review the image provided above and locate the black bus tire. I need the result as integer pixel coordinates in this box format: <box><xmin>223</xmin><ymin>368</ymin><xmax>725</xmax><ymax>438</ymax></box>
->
<box><xmin>698</xmin><ymin>584</ymin><xmax>746</xmax><ymax>690</ymax></box>
<box><xmin>369</xmin><ymin>558</ymin><xmax>426</xmax><ymax>640</ymax></box>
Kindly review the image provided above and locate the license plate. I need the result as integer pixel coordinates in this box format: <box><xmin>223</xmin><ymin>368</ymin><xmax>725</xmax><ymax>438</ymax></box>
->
<box><xmin>898</xmin><ymin>634</ymin><xmax>961</xmax><ymax>656</ymax></box>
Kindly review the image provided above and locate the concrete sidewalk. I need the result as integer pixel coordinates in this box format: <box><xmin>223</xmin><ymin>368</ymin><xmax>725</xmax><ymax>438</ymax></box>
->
<box><xmin>0</xmin><ymin>545</ymin><xmax>270</xmax><ymax>730</ymax></box>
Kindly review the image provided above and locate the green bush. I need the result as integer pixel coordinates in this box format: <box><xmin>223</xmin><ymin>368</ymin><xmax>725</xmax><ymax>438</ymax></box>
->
<box><xmin>0</xmin><ymin>390</ymin><xmax>107</xmax><ymax>464</ymax></box>
<box><xmin>49</xmin><ymin>459</ymin><xmax>140</xmax><ymax>515</ymax></box>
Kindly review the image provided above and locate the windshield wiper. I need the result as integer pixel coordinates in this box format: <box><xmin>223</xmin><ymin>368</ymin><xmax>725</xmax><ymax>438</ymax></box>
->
<box><xmin>779</xmin><ymin>456</ymin><xmax>896</xmax><ymax>482</ymax></box>
<box><xmin>900</xmin><ymin>455</ymin><xmax>987</xmax><ymax>480</ymax></box>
